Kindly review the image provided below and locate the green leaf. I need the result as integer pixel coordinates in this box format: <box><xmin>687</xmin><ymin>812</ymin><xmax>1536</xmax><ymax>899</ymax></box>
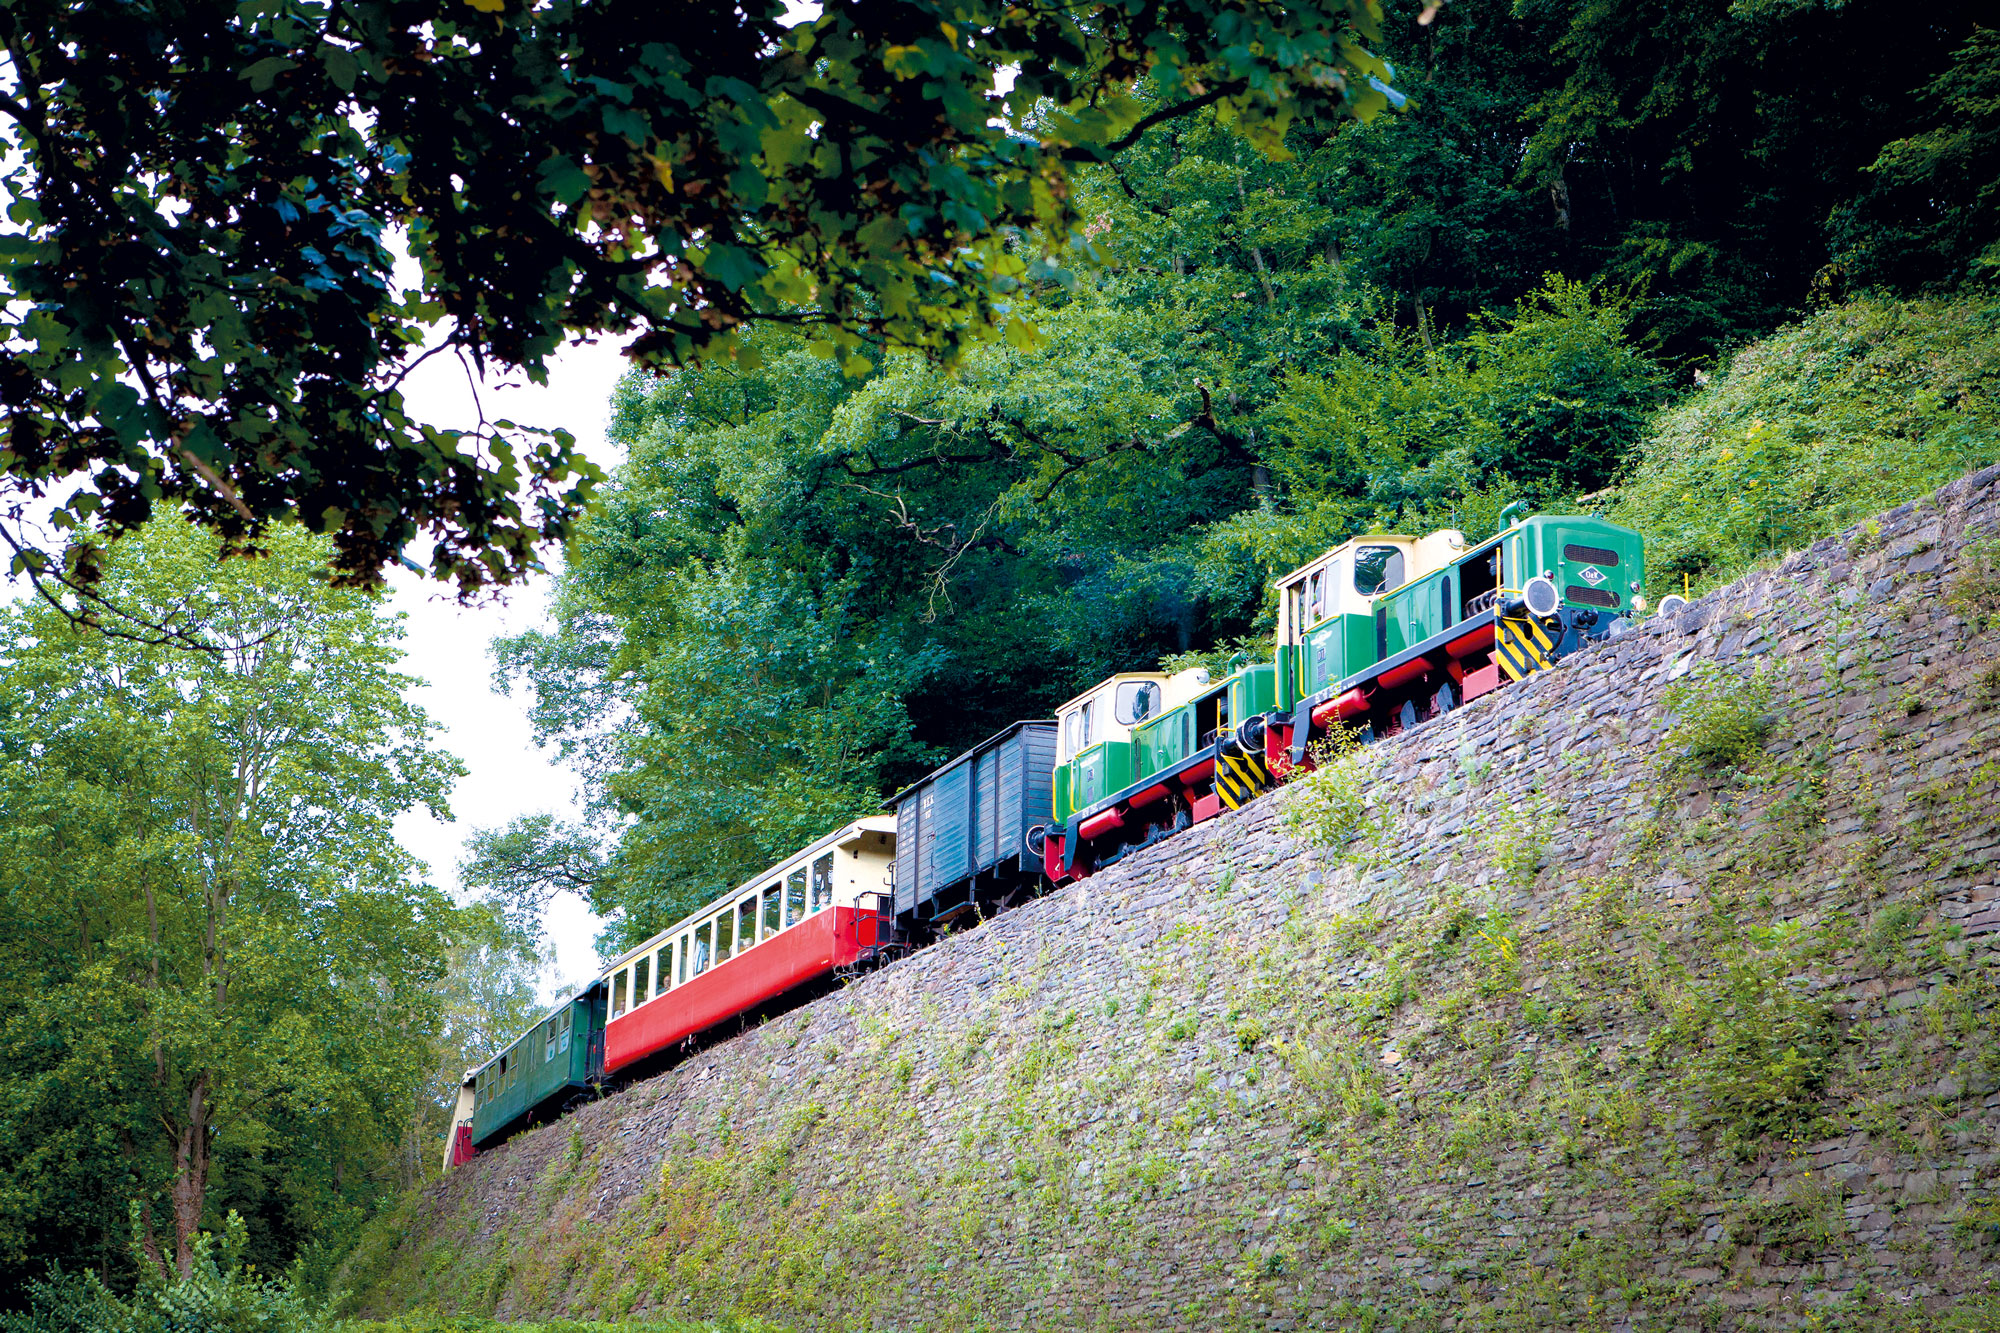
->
<box><xmin>538</xmin><ymin>154</ymin><xmax>593</xmax><ymax>205</ymax></box>
<box><xmin>322</xmin><ymin>47</ymin><xmax>358</xmax><ymax>92</ymax></box>
<box><xmin>700</xmin><ymin>244</ymin><xmax>763</xmax><ymax>293</ymax></box>
<box><xmin>240</xmin><ymin>56</ymin><xmax>297</xmax><ymax>91</ymax></box>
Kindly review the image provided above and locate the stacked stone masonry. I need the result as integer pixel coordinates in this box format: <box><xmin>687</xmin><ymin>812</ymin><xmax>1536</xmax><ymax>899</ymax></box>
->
<box><xmin>349</xmin><ymin>466</ymin><xmax>2000</xmax><ymax>1332</ymax></box>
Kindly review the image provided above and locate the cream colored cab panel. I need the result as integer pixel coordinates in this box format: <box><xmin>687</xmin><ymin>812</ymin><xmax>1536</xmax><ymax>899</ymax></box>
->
<box><xmin>1054</xmin><ymin>672</ymin><xmax>1172</xmax><ymax>763</ymax></box>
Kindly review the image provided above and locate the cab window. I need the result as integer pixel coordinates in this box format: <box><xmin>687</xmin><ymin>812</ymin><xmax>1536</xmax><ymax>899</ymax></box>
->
<box><xmin>1355</xmin><ymin>545</ymin><xmax>1405</xmax><ymax>596</ymax></box>
<box><xmin>1307</xmin><ymin>570</ymin><xmax>1324</xmax><ymax>621</ymax></box>
<box><xmin>1114</xmin><ymin>680</ymin><xmax>1161</xmax><ymax>725</ymax></box>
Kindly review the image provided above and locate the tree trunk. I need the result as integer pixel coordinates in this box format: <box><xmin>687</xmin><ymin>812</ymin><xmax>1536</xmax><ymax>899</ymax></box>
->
<box><xmin>1233</xmin><ymin>152</ymin><xmax>1277</xmax><ymax>305</ymax></box>
<box><xmin>169</xmin><ymin>1076</ymin><xmax>210</xmax><ymax>1275</ymax></box>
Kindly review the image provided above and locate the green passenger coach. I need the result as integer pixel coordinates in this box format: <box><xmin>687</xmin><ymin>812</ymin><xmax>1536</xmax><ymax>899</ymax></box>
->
<box><xmin>465</xmin><ymin>985</ymin><xmax>607</xmax><ymax>1152</ymax></box>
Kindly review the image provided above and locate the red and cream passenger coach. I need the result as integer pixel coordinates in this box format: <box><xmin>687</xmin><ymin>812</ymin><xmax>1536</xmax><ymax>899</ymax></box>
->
<box><xmin>599</xmin><ymin>816</ymin><xmax>897</xmax><ymax>1075</ymax></box>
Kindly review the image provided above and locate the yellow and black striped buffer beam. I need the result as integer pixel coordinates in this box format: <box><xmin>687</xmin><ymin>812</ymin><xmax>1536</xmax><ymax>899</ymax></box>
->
<box><xmin>1215</xmin><ymin>746</ymin><xmax>1272</xmax><ymax>811</ymax></box>
<box><xmin>1496</xmin><ymin>615</ymin><xmax>1556</xmax><ymax>682</ymax></box>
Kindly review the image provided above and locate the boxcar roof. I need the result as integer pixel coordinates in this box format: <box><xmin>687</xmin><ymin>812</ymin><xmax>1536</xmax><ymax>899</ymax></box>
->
<box><xmin>883</xmin><ymin>719</ymin><xmax>1057</xmax><ymax>808</ymax></box>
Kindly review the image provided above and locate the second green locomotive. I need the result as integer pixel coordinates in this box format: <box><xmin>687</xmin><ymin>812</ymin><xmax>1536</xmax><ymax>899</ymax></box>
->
<box><xmin>1028</xmin><ymin>504</ymin><xmax>1646</xmax><ymax>881</ymax></box>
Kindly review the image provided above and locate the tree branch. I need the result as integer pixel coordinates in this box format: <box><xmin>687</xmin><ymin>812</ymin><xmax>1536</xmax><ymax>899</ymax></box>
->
<box><xmin>1060</xmin><ymin>81</ymin><xmax>1249</xmax><ymax>162</ymax></box>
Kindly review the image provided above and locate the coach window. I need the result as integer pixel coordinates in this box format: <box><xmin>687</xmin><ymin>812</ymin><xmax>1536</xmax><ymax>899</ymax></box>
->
<box><xmin>694</xmin><ymin>921</ymin><xmax>712</xmax><ymax>975</ymax></box>
<box><xmin>678</xmin><ymin>933</ymin><xmax>690</xmax><ymax>983</ymax></box>
<box><xmin>763</xmin><ymin>884</ymin><xmax>782</xmax><ymax>937</ymax></box>
<box><xmin>558</xmin><ymin>1015</ymin><xmax>571</xmax><ymax>1054</ymax></box>
<box><xmin>634</xmin><ymin>955</ymin><xmax>651</xmax><ymax>1005</ymax></box>
<box><xmin>811</xmin><ymin>853</ymin><xmax>835</xmax><ymax>912</ymax></box>
<box><xmin>786</xmin><ymin>868</ymin><xmax>807</xmax><ymax>925</ymax></box>
<box><xmin>544</xmin><ymin>1020</ymin><xmax>557</xmax><ymax>1063</ymax></box>
<box><xmin>611</xmin><ymin>968</ymin><xmax>628</xmax><ymax>1019</ymax></box>
<box><xmin>736</xmin><ymin>896</ymin><xmax>758</xmax><ymax>953</ymax></box>
<box><xmin>715</xmin><ymin>907</ymin><xmax>734</xmax><ymax>959</ymax></box>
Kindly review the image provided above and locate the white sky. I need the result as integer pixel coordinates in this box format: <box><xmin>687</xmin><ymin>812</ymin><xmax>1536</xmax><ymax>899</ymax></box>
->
<box><xmin>388</xmin><ymin>337</ymin><xmax>631</xmax><ymax>999</ymax></box>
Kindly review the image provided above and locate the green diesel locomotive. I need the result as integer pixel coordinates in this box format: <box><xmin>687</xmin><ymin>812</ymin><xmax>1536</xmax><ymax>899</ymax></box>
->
<box><xmin>1028</xmin><ymin>505</ymin><xmax>1648</xmax><ymax>883</ymax></box>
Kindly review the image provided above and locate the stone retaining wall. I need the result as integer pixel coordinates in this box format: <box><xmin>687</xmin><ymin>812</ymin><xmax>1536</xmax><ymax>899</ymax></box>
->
<box><xmin>346</xmin><ymin>465</ymin><xmax>2000</xmax><ymax>1332</ymax></box>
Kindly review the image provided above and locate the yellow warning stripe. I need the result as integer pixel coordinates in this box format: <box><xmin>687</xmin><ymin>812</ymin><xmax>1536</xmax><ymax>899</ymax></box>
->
<box><xmin>1215</xmin><ymin>748</ymin><xmax>1272</xmax><ymax>811</ymax></box>
<box><xmin>1496</xmin><ymin>616</ymin><xmax>1553</xmax><ymax>682</ymax></box>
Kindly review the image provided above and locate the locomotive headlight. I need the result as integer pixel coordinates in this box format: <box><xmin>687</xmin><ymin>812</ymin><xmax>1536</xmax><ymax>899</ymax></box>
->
<box><xmin>1633</xmin><ymin>595</ymin><xmax>1648</xmax><ymax>612</ymax></box>
<box><xmin>1523</xmin><ymin>575</ymin><xmax>1560</xmax><ymax>618</ymax></box>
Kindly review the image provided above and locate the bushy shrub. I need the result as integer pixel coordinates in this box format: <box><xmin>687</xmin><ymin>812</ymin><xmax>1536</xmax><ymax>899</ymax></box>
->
<box><xmin>1279</xmin><ymin>726</ymin><xmax>1379</xmax><ymax>855</ymax></box>
<box><xmin>1660</xmin><ymin>661</ymin><xmax>1776</xmax><ymax>772</ymax></box>
<box><xmin>1687</xmin><ymin>954</ymin><xmax>1840</xmax><ymax>1150</ymax></box>
<box><xmin>1608</xmin><ymin>296</ymin><xmax>2000</xmax><ymax>598</ymax></box>
<box><xmin>0</xmin><ymin>1214</ymin><xmax>329</xmax><ymax>1333</ymax></box>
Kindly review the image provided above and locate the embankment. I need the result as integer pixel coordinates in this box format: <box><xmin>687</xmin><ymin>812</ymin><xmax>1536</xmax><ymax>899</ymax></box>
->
<box><xmin>345</xmin><ymin>466</ymin><xmax>2000</xmax><ymax>1331</ymax></box>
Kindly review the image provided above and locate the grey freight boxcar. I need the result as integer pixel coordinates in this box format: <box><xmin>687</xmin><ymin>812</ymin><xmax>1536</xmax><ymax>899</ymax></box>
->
<box><xmin>887</xmin><ymin>721</ymin><xmax>1055</xmax><ymax>926</ymax></box>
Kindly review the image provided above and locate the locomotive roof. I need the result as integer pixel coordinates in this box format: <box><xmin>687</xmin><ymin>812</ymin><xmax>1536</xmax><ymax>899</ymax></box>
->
<box><xmin>883</xmin><ymin>718</ymin><xmax>1057</xmax><ymax>808</ymax></box>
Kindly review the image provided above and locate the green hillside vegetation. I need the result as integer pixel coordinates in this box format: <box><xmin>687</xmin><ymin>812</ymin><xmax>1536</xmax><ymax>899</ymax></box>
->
<box><xmin>1608</xmin><ymin>297</ymin><xmax>2000</xmax><ymax>598</ymax></box>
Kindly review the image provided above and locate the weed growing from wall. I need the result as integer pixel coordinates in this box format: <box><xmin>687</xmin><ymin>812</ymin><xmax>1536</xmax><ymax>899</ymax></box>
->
<box><xmin>1280</xmin><ymin>727</ymin><xmax>1385</xmax><ymax>861</ymax></box>
<box><xmin>1949</xmin><ymin>534</ymin><xmax>2000</xmax><ymax>629</ymax></box>
<box><xmin>1660</xmin><ymin>659</ymin><xmax>1777</xmax><ymax>772</ymax></box>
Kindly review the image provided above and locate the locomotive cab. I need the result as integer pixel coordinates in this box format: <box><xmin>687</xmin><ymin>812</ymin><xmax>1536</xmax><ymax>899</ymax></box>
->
<box><xmin>1052</xmin><ymin>672</ymin><xmax>1172</xmax><ymax>822</ymax></box>
<box><xmin>1275</xmin><ymin>529</ymin><xmax>1468</xmax><ymax>706</ymax></box>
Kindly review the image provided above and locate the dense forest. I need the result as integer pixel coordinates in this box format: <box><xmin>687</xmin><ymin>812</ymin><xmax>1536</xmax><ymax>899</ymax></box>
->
<box><xmin>475</xmin><ymin>3</ymin><xmax>2000</xmax><ymax>951</ymax></box>
<box><xmin>0</xmin><ymin>0</ymin><xmax>1996</xmax><ymax>1315</ymax></box>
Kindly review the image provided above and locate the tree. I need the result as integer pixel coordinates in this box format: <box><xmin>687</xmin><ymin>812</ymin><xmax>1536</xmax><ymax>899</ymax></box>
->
<box><xmin>0</xmin><ymin>518</ymin><xmax>463</xmax><ymax>1284</ymax></box>
<box><xmin>1510</xmin><ymin>0</ymin><xmax>1987</xmax><ymax>360</ymax></box>
<box><xmin>0</xmin><ymin>0</ymin><xmax>1402</xmax><ymax>609</ymax></box>
<box><xmin>1826</xmin><ymin>27</ymin><xmax>2000</xmax><ymax>295</ymax></box>
<box><xmin>402</xmin><ymin>904</ymin><xmax>543</xmax><ymax>1191</ymax></box>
